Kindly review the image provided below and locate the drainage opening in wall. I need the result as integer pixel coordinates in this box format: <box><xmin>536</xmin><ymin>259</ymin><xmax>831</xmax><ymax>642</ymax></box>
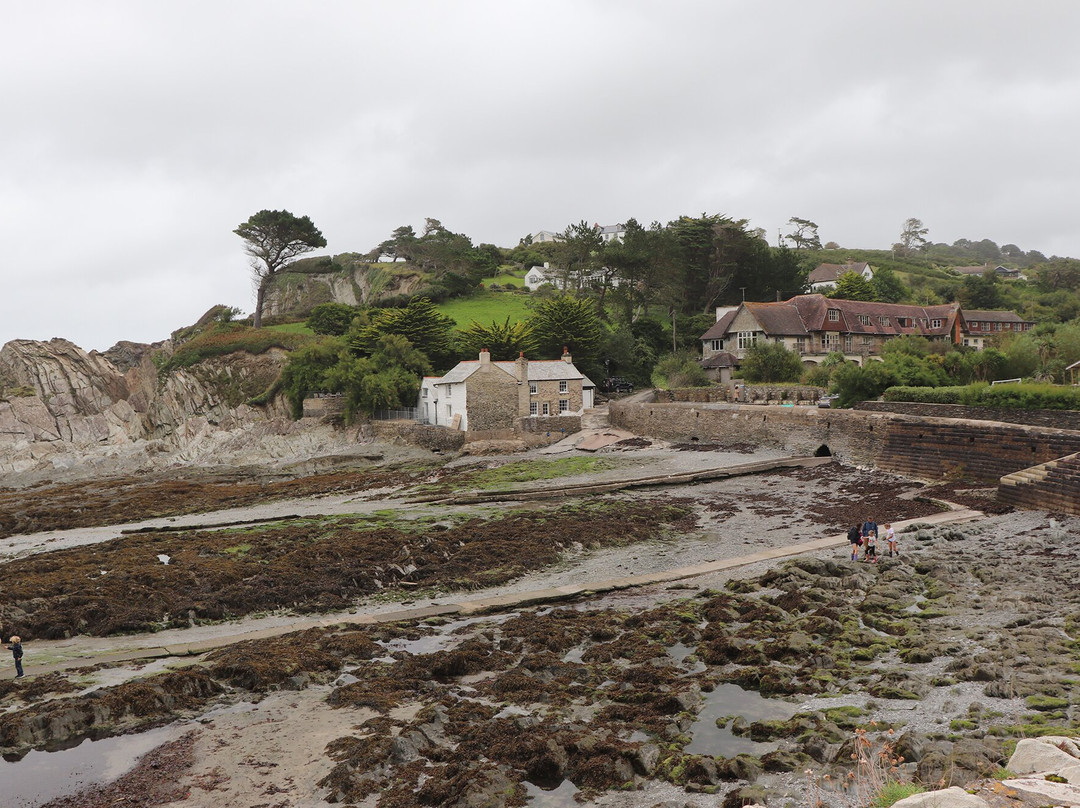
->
<box><xmin>814</xmin><ymin>444</ymin><xmax>833</xmax><ymax>457</ymax></box>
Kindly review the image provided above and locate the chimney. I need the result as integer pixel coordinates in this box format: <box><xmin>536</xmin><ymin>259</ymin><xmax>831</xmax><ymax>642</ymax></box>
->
<box><xmin>479</xmin><ymin>348</ymin><xmax>490</xmax><ymax>366</ymax></box>
<box><xmin>516</xmin><ymin>352</ymin><xmax>530</xmax><ymax>416</ymax></box>
<box><xmin>562</xmin><ymin>346</ymin><xmax>573</xmax><ymax>364</ymax></box>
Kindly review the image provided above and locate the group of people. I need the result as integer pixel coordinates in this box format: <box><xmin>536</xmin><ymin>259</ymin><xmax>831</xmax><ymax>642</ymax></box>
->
<box><xmin>847</xmin><ymin>518</ymin><xmax>897</xmax><ymax>563</ymax></box>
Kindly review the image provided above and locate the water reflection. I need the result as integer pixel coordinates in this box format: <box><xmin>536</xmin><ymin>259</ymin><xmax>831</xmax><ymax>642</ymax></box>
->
<box><xmin>684</xmin><ymin>683</ymin><xmax>797</xmax><ymax>757</ymax></box>
<box><xmin>524</xmin><ymin>778</ymin><xmax>579</xmax><ymax>806</ymax></box>
<box><xmin>0</xmin><ymin>724</ymin><xmax>183</xmax><ymax>808</ymax></box>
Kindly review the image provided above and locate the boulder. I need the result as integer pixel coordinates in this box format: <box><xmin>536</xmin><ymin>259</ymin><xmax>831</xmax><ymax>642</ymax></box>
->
<box><xmin>1007</xmin><ymin>735</ymin><xmax>1080</xmax><ymax>775</ymax></box>
<box><xmin>891</xmin><ymin>786</ymin><xmax>988</xmax><ymax>807</ymax></box>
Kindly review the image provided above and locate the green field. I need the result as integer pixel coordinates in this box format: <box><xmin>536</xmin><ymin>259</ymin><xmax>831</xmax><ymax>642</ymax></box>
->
<box><xmin>265</xmin><ymin>321</ymin><xmax>315</xmax><ymax>335</ymax></box>
<box><xmin>436</xmin><ymin>290</ymin><xmax>534</xmax><ymax>327</ymax></box>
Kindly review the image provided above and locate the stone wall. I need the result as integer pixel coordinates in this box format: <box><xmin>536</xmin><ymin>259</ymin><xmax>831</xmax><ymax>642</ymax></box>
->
<box><xmin>999</xmin><ymin>453</ymin><xmax>1080</xmax><ymax>516</ymax></box>
<box><xmin>609</xmin><ymin>399</ymin><xmax>1080</xmax><ymax>484</ymax></box>
<box><xmin>464</xmin><ymin>364</ymin><xmax>519</xmax><ymax>431</ymax></box>
<box><xmin>657</xmin><ymin>385</ymin><xmax>824</xmax><ymax>405</ymax></box>
<box><xmin>368</xmin><ymin>421</ymin><xmax>466</xmax><ymax>453</ymax></box>
<box><xmin>856</xmin><ymin>401</ymin><xmax>1080</xmax><ymax>433</ymax></box>
<box><xmin>518</xmin><ymin>415</ymin><xmax>581</xmax><ymax>438</ymax></box>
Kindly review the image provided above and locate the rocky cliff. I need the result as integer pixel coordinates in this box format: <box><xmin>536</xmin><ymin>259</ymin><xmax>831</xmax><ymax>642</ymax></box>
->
<box><xmin>262</xmin><ymin>255</ymin><xmax>427</xmax><ymax>320</ymax></box>
<box><xmin>0</xmin><ymin>337</ymin><xmax>345</xmax><ymax>480</ymax></box>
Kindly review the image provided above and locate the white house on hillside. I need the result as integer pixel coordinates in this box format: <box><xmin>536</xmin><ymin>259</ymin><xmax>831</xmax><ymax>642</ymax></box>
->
<box><xmin>807</xmin><ymin>261</ymin><xmax>874</xmax><ymax>292</ymax></box>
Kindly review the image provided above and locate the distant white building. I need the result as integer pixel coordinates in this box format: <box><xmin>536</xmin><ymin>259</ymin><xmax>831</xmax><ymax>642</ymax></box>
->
<box><xmin>807</xmin><ymin>261</ymin><xmax>874</xmax><ymax>292</ymax></box>
<box><xmin>525</xmin><ymin>262</ymin><xmax>558</xmax><ymax>290</ymax></box>
<box><xmin>595</xmin><ymin>223</ymin><xmax>626</xmax><ymax>243</ymax></box>
<box><xmin>531</xmin><ymin>230</ymin><xmax>562</xmax><ymax>243</ymax></box>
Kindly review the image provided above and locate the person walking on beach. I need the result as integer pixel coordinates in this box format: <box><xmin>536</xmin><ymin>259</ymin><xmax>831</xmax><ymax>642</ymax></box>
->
<box><xmin>6</xmin><ymin>636</ymin><xmax>23</xmax><ymax>678</ymax></box>
<box><xmin>847</xmin><ymin>525</ymin><xmax>862</xmax><ymax>561</ymax></box>
<box><xmin>861</xmin><ymin>517</ymin><xmax>878</xmax><ymax>561</ymax></box>
<box><xmin>864</xmin><ymin>530</ymin><xmax>878</xmax><ymax>563</ymax></box>
<box><xmin>885</xmin><ymin>522</ymin><xmax>897</xmax><ymax>557</ymax></box>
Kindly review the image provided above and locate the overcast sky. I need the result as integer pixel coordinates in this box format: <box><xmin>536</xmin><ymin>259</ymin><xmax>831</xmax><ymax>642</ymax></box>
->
<box><xmin>3</xmin><ymin>1</ymin><xmax>1078</xmax><ymax>352</ymax></box>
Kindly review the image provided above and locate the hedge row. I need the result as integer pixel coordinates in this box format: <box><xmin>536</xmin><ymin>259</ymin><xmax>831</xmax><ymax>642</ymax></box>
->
<box><xmin>883</xmin><ymin>382</ymin><xmax>1080</xmax><ymax>410</ymax></box>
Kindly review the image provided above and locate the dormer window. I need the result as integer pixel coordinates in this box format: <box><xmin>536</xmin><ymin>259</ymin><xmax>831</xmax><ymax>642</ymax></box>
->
<box><xmin>828</xmin><ymin>309</ymin><xmax>840</xmax><ymax>322</ymax></box>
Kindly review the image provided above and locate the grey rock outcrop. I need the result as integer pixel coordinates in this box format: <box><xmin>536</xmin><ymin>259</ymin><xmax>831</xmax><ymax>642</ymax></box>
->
<box><xmin>0</xmin><ymin>337</ymin><xmax>305</xmax><ymax>477</ymax></box>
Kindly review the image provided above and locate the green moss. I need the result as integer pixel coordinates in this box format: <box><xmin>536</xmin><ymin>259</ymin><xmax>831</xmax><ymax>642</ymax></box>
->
<box><xmin>949</xmin><ymin>719</ymin><xmax>978</xmax><ymax>731</ymax></box>
<box><xmin>1025</xmin><ymin>694</ymin><xmax>1070</xmax><ymax>711</ymax></box>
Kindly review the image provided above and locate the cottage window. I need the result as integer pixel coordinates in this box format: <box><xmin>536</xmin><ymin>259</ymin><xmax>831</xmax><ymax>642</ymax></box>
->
<box><xmin>542</xmin><ymin>402</ymin><xmax>550</xmax><ymax>415</ymax></box>
<box><xmin>796</xmin><ymin>337</ymin><xmax>806</xmax><ymax>353</ymax></box>
<box><xmin>995</xmin><ymin>322</ymin><xmax>1002</xmax><ymax>331</ymax></box>
<box><xmin>421</xmin><ymin>388</ymin><xmax>428</xmax><ymax>398</ymax></box>
<box><xmin>878</xmin><ymin>316</ymin><xmax>890</xmax><ymax>326</ymax></box>
<box><xmin>529</xmin><ymin>381</ymin><xmax>538</xmax><ymax>395</ymax></box>
<box><xmin>559</xmin><ymin>399</ymin><xmax>569</xmax><ymax>413</ymax></box>
<box><xmin>529</xmin><ymin>401</ymin><xmax>538</xmax><ymax>416</ymax></box>
<box><xmin>710</xmin><ymin>339</ymin><xmax>723</xmax><ymax>351</ymax></box>
<box><xmin>559</xmin><ymin>380</ymin><xmax>568</xmax><ymax>393</ymax></box>
<box><xmin>843</xmin><ymin>335</ymin><xmax>853</xmax><ymax>352</ymax></box>
<box><xmin>828</xmin><ymin>309</ymin><xmax>840</xmax><ymax>322</ymax></box>
<box><xmin>446</xmin><ymin>404</ymin><xmax>452</xmax><ymax>417</ymax></box>
<box><xmin>737</xmin><ymin>331</ymin><xmax>757</xmax><ymax>349</ymax></box>
<box><xmin>861</xmin><ymin>336</ymin><xmax>873</xmax><ymax>347</ymax></box>
<box><xmin>931</xmin><ymin>319</ymin><xmax>942</xmax><ymax>329</ymax></box>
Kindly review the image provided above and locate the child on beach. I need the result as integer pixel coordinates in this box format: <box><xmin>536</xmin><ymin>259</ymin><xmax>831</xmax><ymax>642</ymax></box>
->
<box><xmin>885</xmin><ymin>523</ymin><xmax>897</xmax><ymax>557</ymax></box>
<box><xmin>6</xmin><ymin>636</ymin><xmax>23</xmax><ymax>678</ymax></box>
<box><xmin>864</xmin><ymin>530</ymin><xmax>878</xmax><ymax>563</ymax></box>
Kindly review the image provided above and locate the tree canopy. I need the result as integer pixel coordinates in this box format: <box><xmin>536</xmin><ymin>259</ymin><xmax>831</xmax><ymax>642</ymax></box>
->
<box><xmin>235</xmin><ymin>209</ymin><xmax>326</xmax><ymax>328</ymax></box>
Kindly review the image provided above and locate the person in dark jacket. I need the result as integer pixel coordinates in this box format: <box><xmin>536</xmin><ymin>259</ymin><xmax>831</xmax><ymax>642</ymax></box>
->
<box><xmin>6</xmin><ymin>636</ymin><xmax>23</xmax><ymax>678</ymax></box>
<box><xmin>847</xmin><ymin>525</ymin><xmax>862</xmax><ymax>561</ymax></box>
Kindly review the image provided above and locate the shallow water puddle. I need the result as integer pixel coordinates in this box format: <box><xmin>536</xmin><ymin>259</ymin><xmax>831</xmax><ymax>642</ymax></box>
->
<box><xmin>524</xmin><ymin>778</ymin><xmax>580</xmax><ymax>806</ymax></box>
<box><xmin>0</xmin><ymin>723</ymin><xmax>184</xmax><ymax>807</ymax></box>
<box><xmin>378</xmin><ymin>614</ymin><xmax>506</xmax><ymax>655</ymax></box>
<box><xmin>684</xmin><ymin>683</ymin><xmax>797</xmax><ymax>757</ymax></box>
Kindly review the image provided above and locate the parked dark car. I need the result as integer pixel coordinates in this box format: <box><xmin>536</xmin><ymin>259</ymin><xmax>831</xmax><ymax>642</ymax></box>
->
<box><xmin>602</xmin><ymin>377</ymin><xmax>635</xmax><ymax>394</ymax></box>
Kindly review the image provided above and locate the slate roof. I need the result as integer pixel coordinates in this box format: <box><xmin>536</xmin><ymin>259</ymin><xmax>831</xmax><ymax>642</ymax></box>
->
<box><xmin>432</xmin><ymin>358</ymin><xmax>587</xmax><ymax>385</ymax></box>
<box><xmin>963</xmin><ymin>309</ymin><xmax>1026</xmax><ymax>323</ymax></box>
<box><xmin>701</xmin><ymin>351</ymin><xmax>738</xmax><ymax>369</ymax></box>
<box><xmin>700</xmin><ymin>309</ymin><xmax>739</xmax><ymax>340</ymax></box>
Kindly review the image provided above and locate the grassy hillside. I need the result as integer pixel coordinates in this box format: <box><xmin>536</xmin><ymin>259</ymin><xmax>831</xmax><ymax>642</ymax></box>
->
<box><xmin>436</xmin><ymin>290</ymin><xmax>533</xmax><ymax>327</ymax></box>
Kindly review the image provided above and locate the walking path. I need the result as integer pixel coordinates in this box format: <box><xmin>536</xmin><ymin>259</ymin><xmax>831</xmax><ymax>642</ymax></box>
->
<box><xmin>24</xmin><ymin>505</ymin><xmax>982</xmax><ymax>677</ymax></box>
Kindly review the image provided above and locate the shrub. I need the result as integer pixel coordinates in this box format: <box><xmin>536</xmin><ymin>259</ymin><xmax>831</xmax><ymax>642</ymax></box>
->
<box><xmin>161</xmin><ymin>323</ymin><xmax>314</xmax><ymax>371</ymax></box>
<box><xmin>307</xmin><ymin>303</ymin><xmax>360</xmax><ymax>336</ymax></box>
<box><xmin>651</xmin><ymin>351</ymin><xmax>710</xmax><ymax>389</ymax></box>
<box><xmin>740</xmin><ymin>342</ymin><xmax>804</xmax><ymax>383</ymax></box>
<box><xmin>882</xmin><ymin>382</ymin><xmax>1080</xmax><ymax>410</ymax></box>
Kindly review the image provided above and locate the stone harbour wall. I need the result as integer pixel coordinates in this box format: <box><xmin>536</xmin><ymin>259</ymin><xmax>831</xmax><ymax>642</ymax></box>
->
<box><xmin>609</xmin><ymin>399</ymin><xmax>1080</xmax><ymax>484</ymax></box>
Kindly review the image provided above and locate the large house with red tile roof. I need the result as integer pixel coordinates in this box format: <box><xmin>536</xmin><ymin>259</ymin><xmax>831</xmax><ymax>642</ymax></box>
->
<box><xmin>700</xmin><ymin>294</ymin><xmax>1033</xmax><ymax>366</ymax></box>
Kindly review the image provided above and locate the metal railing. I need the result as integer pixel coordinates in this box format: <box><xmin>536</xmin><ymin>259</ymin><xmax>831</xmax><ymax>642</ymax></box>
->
<box><xmin>372</xmin><ymin>407</ymin><xmax>419</xmax><ymax>421</ymax></box>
